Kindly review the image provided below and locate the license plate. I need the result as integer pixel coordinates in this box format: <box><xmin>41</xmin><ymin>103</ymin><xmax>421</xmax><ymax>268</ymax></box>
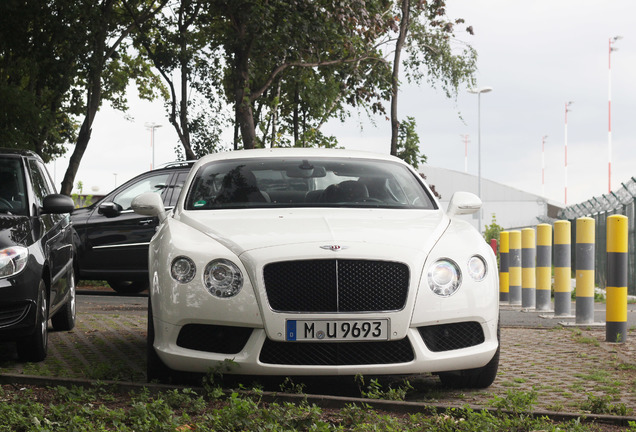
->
<box><xmin>286</xmin><ymin>319</ymin><xmax>389</xmax><ymax>341</ymax></box>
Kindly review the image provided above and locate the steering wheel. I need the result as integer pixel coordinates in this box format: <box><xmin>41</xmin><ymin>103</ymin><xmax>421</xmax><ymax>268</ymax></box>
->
<box><xmin>0</xmin><ymin>197</ymin><xmax>13</xmax><ymax>209</ymax></box>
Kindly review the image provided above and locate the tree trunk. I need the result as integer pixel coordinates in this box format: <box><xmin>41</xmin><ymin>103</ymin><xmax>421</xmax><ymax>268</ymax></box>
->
<box><xmin>390</xmin><ymin>0</ymin><xmax>410</xmax><ymax>156</ymax></box>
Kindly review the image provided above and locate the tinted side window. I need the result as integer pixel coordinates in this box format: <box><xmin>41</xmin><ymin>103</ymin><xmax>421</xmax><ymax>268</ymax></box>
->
<box><xmin>166</xmin><ymin>171</ymin><xmax>188</xmax><ymax>207</ymax></box>
<box><xmin>113</xmin><ymin>173</ymin><xmax>171</xmax><ymax>211</ymax></box>
<box><xmin>28</xmin><ymin>159</ymin><xmax>54</xmax><ymax>207</ymax></box>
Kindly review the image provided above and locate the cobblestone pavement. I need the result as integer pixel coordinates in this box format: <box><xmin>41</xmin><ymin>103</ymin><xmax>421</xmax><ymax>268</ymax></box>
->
<box><xmin>1</xmin><ymin>293</ymin><xmax>635</xmax><ymax>416</ymax></box>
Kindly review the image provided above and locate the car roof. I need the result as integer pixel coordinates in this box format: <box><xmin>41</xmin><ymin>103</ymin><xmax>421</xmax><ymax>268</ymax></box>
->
<box><xmin>194</xmin><ymin>148</ymin><xmax>404</xmax><ymax>169</ymax></box>
<box><xmin>0</xmin><ymin>147</ymin><xmax>40</xmax><ymax>159</ymax></box>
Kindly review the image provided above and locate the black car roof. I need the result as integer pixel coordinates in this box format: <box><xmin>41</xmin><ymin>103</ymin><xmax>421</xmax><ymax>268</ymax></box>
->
<box><xmin>0</xmin><ymin>147</ymin><xmax>40</xmax><ymax>159</ymax></box>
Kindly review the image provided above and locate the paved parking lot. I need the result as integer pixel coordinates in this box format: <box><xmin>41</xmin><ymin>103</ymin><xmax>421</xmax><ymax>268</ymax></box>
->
<box><xmin>1</xmin><ymin>292</ymin><xmax>636</xmax><ymax>416</ymax></box>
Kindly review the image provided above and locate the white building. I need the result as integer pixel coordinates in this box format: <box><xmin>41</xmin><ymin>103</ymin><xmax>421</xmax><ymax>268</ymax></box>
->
<box><xmin>420</xmin><ymin>165</ymin><xmax>563</xmax><ymax>233</ymax></box>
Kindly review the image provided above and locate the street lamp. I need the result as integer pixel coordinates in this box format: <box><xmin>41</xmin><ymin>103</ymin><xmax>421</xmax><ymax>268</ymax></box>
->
<box><xmin>608</xmin><ymin>35</ymin><xmax>622</xmax><ymax>193</ymax></box>
<box><xmin>468</xmin><ymin>86</ymin><xmax>493</xmax><ymax>234</ymax></box>
<box><xmin>542</xmin><ymin>135</ymin><xmax>548</xmax><ymax>196</ymax></box>
<box><xmin>145</xmin><ymin>122</ymin><xmax>163</xmax><ymax>170</ymax></box>
<box><xmin>564</xmin><ymin>101</ymin><xmax>573</xmax><ymax>205</ymax></box>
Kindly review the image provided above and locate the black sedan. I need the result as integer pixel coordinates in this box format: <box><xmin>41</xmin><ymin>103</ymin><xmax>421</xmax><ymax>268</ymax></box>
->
<box><xmin>71</xmin><ymin>161</ymin><xmax>193</xmax><ymax>294</ymax></box>
<box><xmin>0</xmin><ymin>148</ymin><xmax>76</xmax><ymax>362</ymax></box>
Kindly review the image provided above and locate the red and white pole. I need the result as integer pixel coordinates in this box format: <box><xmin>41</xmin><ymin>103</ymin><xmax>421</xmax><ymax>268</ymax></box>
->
<box><xmin>564</xmin><ymin>102</ymin><xmax>572</xmax><ymax>205</ymax></box>
<box><xmin>608</xmin><ymin>36</ymin><xmax>621</xmax><ymax>193</ymax></box>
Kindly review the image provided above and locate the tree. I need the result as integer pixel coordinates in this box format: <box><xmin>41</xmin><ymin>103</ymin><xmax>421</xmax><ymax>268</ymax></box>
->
<box><xmin>60</xmin><ymin>0</ymin><xmax>168</xmax><ymax>195</ymax></box>
<box><xmin>208</xmin><ymin>0</ymin><xmax>392</xmax><ymax>150</ymax></box>
<box><xmin>389</xmin><ymin>0</ymin><xmax>477</xmax><ymax>156</ymax></box>
<box><xmin>0</xmin><ymin>0</ymin><xmax>86</xmax><ymax>161</ymax></box>
<box><xmin>396</xmin><ymin>116</ymin><xmax>426</xmax><ymax>168</ymax></box>
<box><xmin>484</xmin><ymin>213</ymin><xmax>503</xmax><ymax>243</ymax></box>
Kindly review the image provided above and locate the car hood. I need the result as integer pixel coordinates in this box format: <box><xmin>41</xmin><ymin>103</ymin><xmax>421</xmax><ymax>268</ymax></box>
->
<box><xmin>176</xmin><ymin>208</ymin><xmax>449</xmax><ymax>257</ymax></box>
<box><xmin>0</xmin><ymin>215</ymin><xmax>32</xmax><ymax>248</ymax></box>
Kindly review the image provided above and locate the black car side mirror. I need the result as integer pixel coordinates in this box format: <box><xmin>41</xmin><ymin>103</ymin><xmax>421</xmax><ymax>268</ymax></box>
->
<box><xmin>42</xmin><ymin>194</ymin><xmax>75</xmax><ymax>214</ymax></box>
<box><xmin>98</xmin><ymin>201</ymin><xmax>123</xmax><ymax>218</ymax></box>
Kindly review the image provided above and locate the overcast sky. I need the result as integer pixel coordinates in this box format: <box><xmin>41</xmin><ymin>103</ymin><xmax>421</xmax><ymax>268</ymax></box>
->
<box><xmin>49</xmin><ymin>0</ymin><xmax>636</xmax><ymax>208</ymax></box>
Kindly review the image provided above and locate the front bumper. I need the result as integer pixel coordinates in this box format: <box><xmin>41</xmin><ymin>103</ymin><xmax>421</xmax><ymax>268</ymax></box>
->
<box><xmin>152</xmin><ymin>316</ymin><xmax>499</xmax><ymax>376</ymax></box>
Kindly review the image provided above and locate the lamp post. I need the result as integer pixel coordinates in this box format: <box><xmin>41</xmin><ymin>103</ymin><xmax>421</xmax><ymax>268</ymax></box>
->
<box><xmin>145</xmin><ymin>122</ymin><xmax>163</xmax><ymax>170</ymax></box>
<box><xmin>542</xmin><ymin>135</ymin><xmax>548</xmax><ymax>196</ymax></box>
<box><xmin>608</xmin><ymin>35</ymin><xmax>622</xmax><ymax>193</ymax></box>
<box><xmin>468</xmin><ymin>86</ymin><xmax>492</xmax><ymax>234</ymax></box>
<box><xmin>564</xmin><ymin>102</ymin><xmax>573</xmax><ymax>205</ymax></box>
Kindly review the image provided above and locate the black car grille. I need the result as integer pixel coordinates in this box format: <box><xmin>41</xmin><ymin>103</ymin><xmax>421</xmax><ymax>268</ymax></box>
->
<box><xmin>259</xmin><ymin>338</ymin><xmax>414</xmax><ymax>365</ymax></box>
<box><xmin>176</xmin><ymin>324</ymin><xmax>253</xmax><ymax>354</ymax></box>
<box><xmin>0</xmin><ymin>303</ymin><xmax>29</xmax><ymax>328</ymax></box>
<box><xmin>263</xmin><ymin>259</ymin><xmax>409</xmax><ymax>312</ymax></box>
<box><xmin>418</xmin><ymin>322</ymin><xmax>485</xmax><ymax>352</ymax></box>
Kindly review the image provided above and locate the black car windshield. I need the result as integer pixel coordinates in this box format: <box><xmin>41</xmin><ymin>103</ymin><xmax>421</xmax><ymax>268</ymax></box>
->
<box><xmin>184</xmin><ymin>157</ymin><xmax>437</xmax><ymax>210</ymax></box>
<box><xmin>0</xmin><ymin>157</ymin><xmax>28</xmax><ymax>216</ymax></box>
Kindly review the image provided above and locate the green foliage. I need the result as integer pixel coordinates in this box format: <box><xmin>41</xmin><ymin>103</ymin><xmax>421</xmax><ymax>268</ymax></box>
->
<box><xmin>396</xmin><ymin>116</ymin><xmax>426</xmax><ymax>168</ymax></box>
<box><xmin>580</xmin><ymin>394</ymin><xmax>631</xmax><ymax>416</ymax></box>
<box><xmin>489</xmin><ymin>388</ymin><xmax>538</xmax><ymax>414</ymax></box>
<box><xmin>484</xmin><ymin>213</ymin><xmax>503</xmax><ymax>243</ymax></box>
<box><xmin>355</xmin><ymin>374</ymin><xmax>414</xmax><ymax>401</ymax></box>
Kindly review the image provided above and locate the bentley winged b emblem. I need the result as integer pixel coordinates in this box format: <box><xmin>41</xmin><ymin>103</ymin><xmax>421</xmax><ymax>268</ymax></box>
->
<box><xmin>320</xmin><ymin>245</ymin><xmax>349</xmax><ymax>252</ymax></box>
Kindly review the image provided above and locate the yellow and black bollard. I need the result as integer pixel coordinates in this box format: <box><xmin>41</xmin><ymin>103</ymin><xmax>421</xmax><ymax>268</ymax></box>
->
<box><xmin>499</xmin><ymin>231</ymin><xmax>510</xmax><ymax>302</ymax></box>
<box><xmin>536</xmin><ymin>224</ymin><xmax>552</xmax><ymax>311</ymax></box>
<box><xmin>575</xmin><ymin>217</ymin><xmax>595</xmax><ymax>324</ymax></box>
<box><xmin>554</xmin><ymin>220</ymin><xmax>572</xmax><ymax>316</ymax></box>
<box><xmin>521</xmin><ymin>228</ymin><xmax>536</xmax><ymax>309</ymax></box>
<box><xmin>509</xmin><ymin>230</ymin><xmax>522</xmax><ymax>305</ymax></box>
<box><xmin>606</xmin><ymin>215</ymin><xmax>628</xmax><ymax>343</ymax></box>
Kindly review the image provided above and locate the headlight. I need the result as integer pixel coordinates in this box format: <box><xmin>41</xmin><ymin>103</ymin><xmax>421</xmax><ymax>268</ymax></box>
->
<box><xmin>171</xmin><ymin>256</ymin><xmax>196</xmax><ymax>283</ymax></box>
<box><xmin>203</xmin><ymin>259</ymin><xmax>243</xmax><ymax>298</ymax></box>
<box><xmin>0</xmin><ymin>246</ymin><xmax>29</xmax><ymax>278</ymax></box>
<box><xmin>467</xmin><ymin>255</ymin><xmax>487</xmax><ymax>281</ymax></box>
<box><xmin>427</xmin><ymin>259</ymin><xmax>461</xmax><ymax>297</ymax></box>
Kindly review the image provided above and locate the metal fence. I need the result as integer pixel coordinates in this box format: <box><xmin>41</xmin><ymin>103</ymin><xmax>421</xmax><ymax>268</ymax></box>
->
<box><xmin>559</xmin><ymin>177</ymin><xmax>636</xmax><ymax>295</ymax></box>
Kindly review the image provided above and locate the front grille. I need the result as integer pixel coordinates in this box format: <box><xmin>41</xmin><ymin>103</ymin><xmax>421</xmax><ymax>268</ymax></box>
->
<box><xmin>0</xmin><ymin>303</ymin><xmax>29</xmax><ymax>328</ymax></box>
<box><xmin>418</xmin><ymin>322</ymin><xmax>485</xmax><ymax>352</ymax></box>
<box><xmin>263</xmin><ymin>259</ymin><xmax>409</xmax><ymax>312</ymax></box>
<box><xmin>259</xmin><ymin>338</ymin><xmax>414</xmax><ymax>365</ymax></box>
<box><xmin>176</xmin><ymin>324</ymin><xmax>252</xmax><ymax>354</ymax></box>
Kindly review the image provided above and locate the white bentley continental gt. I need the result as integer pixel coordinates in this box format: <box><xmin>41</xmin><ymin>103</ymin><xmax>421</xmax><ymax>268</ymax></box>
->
<box><xmin>132</xmin><ymin>148</ymin><xmax>499</xmax><ymax>388</ymax></box>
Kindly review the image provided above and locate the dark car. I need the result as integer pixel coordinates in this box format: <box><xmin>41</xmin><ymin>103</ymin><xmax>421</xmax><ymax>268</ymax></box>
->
<box><xmin>71</xmin><ymin>161</ymin><xmax>194</xmax><ymax>294</ymax></box>
<box><xmin>0</xmin><ymin>148</ymin><xmax>76</xmax><ymax>362</ymax></box>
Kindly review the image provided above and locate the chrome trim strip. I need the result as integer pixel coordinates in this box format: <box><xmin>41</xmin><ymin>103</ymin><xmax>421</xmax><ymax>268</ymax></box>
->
<box><xmin>93</xmin><ymin>242</ymin><xmax>150</xmax><ymax>250</ymax></box>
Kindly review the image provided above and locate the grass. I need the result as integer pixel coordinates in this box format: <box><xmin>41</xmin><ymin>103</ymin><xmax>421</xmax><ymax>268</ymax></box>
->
<box><xmin>0</xmin><ymin>383</ymin><xmax>626</xmax><ymax>432</ymax></box>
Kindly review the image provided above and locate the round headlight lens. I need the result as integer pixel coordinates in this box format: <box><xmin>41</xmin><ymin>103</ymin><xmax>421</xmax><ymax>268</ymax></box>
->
<box><xmin>0</xmin><ymin>246</ymin><xmax>29</xmax><ymax>278</ymax></box>
<box><xmin>171</xmin><ymin>256</ymin><xmax>196</xmax><ymax>283</ymax></box>
<box><xmin>427</xmin><ymin>259</ymin><xmax>461</xmax><ymax>297</ymax></box>
<box><xmin>204</xmin><ymin>259</ymin><xmax>243</xmax><ymax>298</ymax></box>
<box><xmin>467</xmin><ymin>255</ymin><xmax>487</xmax><ymax>281</ymax></box>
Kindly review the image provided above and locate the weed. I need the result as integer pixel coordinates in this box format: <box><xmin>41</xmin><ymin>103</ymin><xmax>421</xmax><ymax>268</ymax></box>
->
<box><xmin>489</xmin><ymin>388</ymin><xmax>538</xmax><ymax>414</ymax></box>
<box><xmin>279</xmin><ymin>377</ymin><xmax>306</xmax><ymax>394</ymax></box>
<box><xmin>355</xmin><ymin>375</ymin><xmax>414</xmax><ymax>401</ymax></box>
<box><xmin>580</xmin><ymin>394</ymin><xmax>632</xmax><ymax>415</ymax></box>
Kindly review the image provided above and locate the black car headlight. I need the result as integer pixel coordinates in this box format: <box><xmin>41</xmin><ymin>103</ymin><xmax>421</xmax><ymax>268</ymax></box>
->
<box><xmin>427</xmin><ymin>258</ymin><xmax>461</xmax><ymax>297</ymax></box>
<box><xmin>203</xmin><ymin>259</ymin><xmax>243</xmax><ymax>298</ymax></box>
<box><xmin>0</xmin><ymin>246</ymin><xmax>28</xmax><ymax>278</ymax></box>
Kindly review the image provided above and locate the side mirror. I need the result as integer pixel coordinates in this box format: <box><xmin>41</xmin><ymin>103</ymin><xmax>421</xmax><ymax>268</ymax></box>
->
<box><xmin>98</xmin><ymin>202</ymin><xmax>123</xmax><ymax>218</ymax></box>
<box><xmin>132</xmin><ymin>192</ymin><xmax>167</xmax><ymax>223</ymax></box>
<box><xmin>42</xmin><ymin>194</ymin><xmax>75</xmax><ymax>214</ymax></box>
<box><xmin>447</xmin><ymin>191</ymin><xmax>481</xmax><ymax>218</ymax></box>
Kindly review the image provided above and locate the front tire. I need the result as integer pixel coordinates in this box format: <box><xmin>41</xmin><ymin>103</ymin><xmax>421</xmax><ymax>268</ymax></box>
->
<box><xmin>438</xmin><ymin>322</ymin><xmax>500</xmax><ymax>389</ymax></box>
<box><xmin>146</xmin><ymin>297</ymin><xmax>173</xmax><ymax>383</ymax></box>
<box><xmin>108</xmin><ymin>279</ymin><xmax>148</xmax><ymax>294</ymax></box>
<box><xmin>16</xmin><ymin>279</ymin><xmax>49</xmax><ymax>362</ymax></box>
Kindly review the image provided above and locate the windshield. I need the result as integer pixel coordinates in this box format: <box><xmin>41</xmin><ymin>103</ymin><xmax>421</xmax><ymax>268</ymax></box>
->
<box><xmin>0</xmin><ymin>157</ymin><xmax>28</xmax><ymax>216</ymax></box>
<box><xmin>184</xmin><ymin>157</ymin><xmax>437</xmax><ymax>210</ymax></box>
